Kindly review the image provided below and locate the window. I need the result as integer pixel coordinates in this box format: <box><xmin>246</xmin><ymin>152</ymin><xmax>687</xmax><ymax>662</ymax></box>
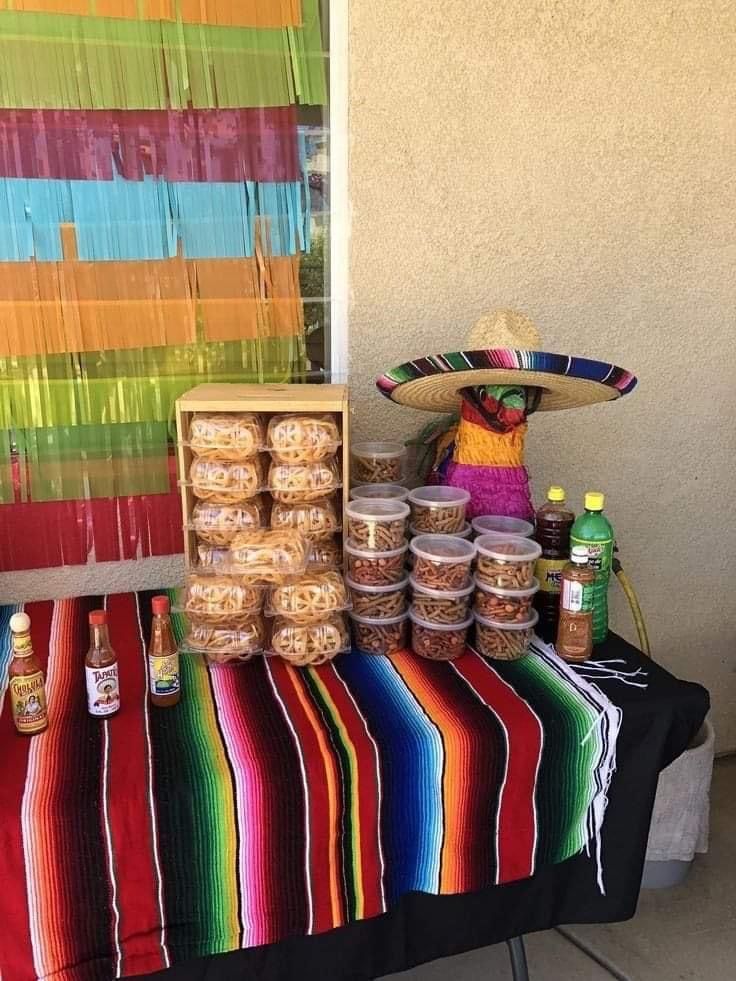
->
<box><xmin>0</xmin><ymin>0</ymin><xmax>342</xmax><ymax>575</ymax></box>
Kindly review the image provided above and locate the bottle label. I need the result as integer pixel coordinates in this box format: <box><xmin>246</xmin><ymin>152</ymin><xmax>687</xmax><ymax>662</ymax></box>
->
<box><xmin>570</xmin><ymin>536</ymin><xmax>613</xmax><ymax>573</ymax></box>
<box><xmin>86</xmin><ymin>663</ymin><xmax>120</xmax><ymax>717</ymax></box>
<box><xmin>148</xmin><ymin>653</ymin><xmax>180</xmax><ymax>697</ymax></box>
<box><xmin>12</xmin><ymin>631</ymin><xmax>33</xmax><ymax>656</ymax></box>
<box><xmin>561</xmin><ymin>578</ymin><xmax>594</xmax><ymax>613</ymax></box>
<box><xmin>535</xmin><ymin>557</ymin><xmax>567</xmax><ymax>593</ymax></box>
<box><xmin>10</xmin><ymin>671</ymin><xmax>47</xmax><ymax>734</ymax></box>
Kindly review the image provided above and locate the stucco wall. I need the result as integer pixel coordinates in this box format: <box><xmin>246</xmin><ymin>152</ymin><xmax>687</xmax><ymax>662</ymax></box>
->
<box><xmin>348</xmin><ymin>0</ymin><xmax>736</xmax><ymax>749</ymax></box>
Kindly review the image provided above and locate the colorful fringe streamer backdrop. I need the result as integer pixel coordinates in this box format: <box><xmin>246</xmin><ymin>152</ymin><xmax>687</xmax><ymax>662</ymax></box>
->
<box><xmin>0</xmin><ymin>0</ymin><xmax>328</xmax><ymax>571</ymax></box>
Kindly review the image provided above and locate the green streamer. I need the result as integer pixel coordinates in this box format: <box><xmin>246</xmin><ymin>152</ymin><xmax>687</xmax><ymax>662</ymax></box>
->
<box><xmin>0</xmin><ymin>2</ymin><xmax>326</xmax><ymax>109</ymax></box>
<box><xmin>0</xmin><ymin>431</ymin><xmax>12</xmax><ymax>504</ymax></box>
<box><xmin>0</xmin><ymin>335</ymin><xmax>307</xmax><ymax>430</ymax></box>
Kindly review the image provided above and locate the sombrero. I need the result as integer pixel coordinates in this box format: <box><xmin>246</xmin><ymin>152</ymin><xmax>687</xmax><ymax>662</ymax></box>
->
<box><xmin>376</xmin><ymin>309</ymin><xmax>637</xmax><ymax>412</ymax></box>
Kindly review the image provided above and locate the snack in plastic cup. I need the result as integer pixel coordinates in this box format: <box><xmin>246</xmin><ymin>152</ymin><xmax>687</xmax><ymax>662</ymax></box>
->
<box><xmin>191</xmin><ymin>499</ymin><xmax>265</xmax><ymax>546</ymax></box>
<box><xmin>269</xmin><ymin>613</ymin><xmax>350</xmax><ymax>666</ymax></box>
<box><xmin>473</xmin><ymin>576</ymin><xmax>539</xmax><ymax>622</ymax></box>
<box><xmin>346</xmin><ymin>575</ymin><xmax>409</xmax><ymax>618</ymax></box>
<box><xmin>182</xmin><ymin>574</ymin><xmax>264</xmax><ymax>624</ymax></box>
<box><xmin>410</xmin><ymin>522</ymin><xmax>472</xmax><ymax>540</ymax></box>
<box><xmin>351</xmin><ymin>441</ymin><xmax>407</xmax><ymax>484</ymax></box>
<box><xmin>266</xmin><ymin>571</ymin><xmax>349</xmax><ymax>623</ymax></box>
<box><xmin>474</xmin><ymin>609</ymin><xmax>539</xmax><ymax>661</ymax></box>
<box><xmin>471</xmin><ymin>514</ymin><xmax>535</xmax><ymax>539</ymax></box>
<box><xmin>345</xmin><ymin>540</ymin><xmax>408</xmax><ymax>587</ymax></box>
<box><xmin>409</xmin><ymin>534</ymin><xmax>476</xmax><ymax>591</ymax></box>
<box><xmin>409</xmin><ymin>611</ymin><xmax>472</xmax><ymax>661</ymax></box>
<box><xmin>268</xmin><ymin>458</ymin><xmax>341</xmax><ymax>504</ymax></box>
<box><xmin>188</xmin><ymin>412</ymin><xmax>264</xmax><ymax>459</ymax></box>
<box><xmin>350</xmin><ymin>483</ymin><xmax>410</xmax><ymax>502</ymax></box>
<box><xmin>474</xmin><ymin>535</ymin><xmax>541</xmax><ymax>589</ymax></box>
<box><xmin>409</xmin><ymin>576</ymin><xmax>474</xmax><ymax>625</ymax></box>
<box><xmin>350</xmin><ymin>611</ymin><xmax>409</xmax><ymax>655</ymax></box>
<box><xmin>271</xmin><ymin>497</ymin><xmax>340</xmax><ymax>541</ymax></box>
<box><xmin>346</xmin><ymin>498</ymin><xmax>410</xmax><ymax>551</ymax></box>
<box><xmin>408</xmin><ymin>485</ymin><xmax>470</xmax><ymax>534</ymax></box>
<box><xmin>265</xmin><ymin>414</ymin><xmax>341</xmax><ymax>464</ymax></box>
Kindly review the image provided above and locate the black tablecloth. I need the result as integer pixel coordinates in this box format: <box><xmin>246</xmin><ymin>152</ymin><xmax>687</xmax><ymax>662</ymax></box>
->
<box><xmin>148</xmin><ymin>633</ymin><xmax>709</xmax><ymax>981</ymax></box>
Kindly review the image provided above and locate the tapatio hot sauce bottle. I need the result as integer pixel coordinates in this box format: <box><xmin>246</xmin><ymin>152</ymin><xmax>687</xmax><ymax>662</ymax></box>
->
<box><xmin>8</xmin><ymin>612</ymin><xmax>49</xmax><ymax>736</ymax></box>
<box><xmin>148</xmin><ymin>595</ymin><xmax>181</xmax><ymax>708</ymax></box>
<box><xmin>85</xmin><ymin>609</ymin><xmax>121</xmax><ymax>718</ymax></box>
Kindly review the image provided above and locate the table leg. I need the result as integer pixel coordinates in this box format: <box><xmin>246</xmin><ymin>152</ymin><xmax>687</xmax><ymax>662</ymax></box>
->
<box><xmin>506</xmin><ymin>936</ymin><xmax>529</xmax><ymax>981</ymax></box>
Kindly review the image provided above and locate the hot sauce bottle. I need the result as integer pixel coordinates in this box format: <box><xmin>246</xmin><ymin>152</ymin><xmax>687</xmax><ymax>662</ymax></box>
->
<box><xmin>8</xmin><ymin>612</ymin><xmax>49</xmax><ymax>736</ymax></box>
<box><xmin>85</xmin><ymin>609</ymin><xmax>121</xmax><ymax>718</ymax></box>
<box><xmin>148</xmin><ymin>595</ymin><xmax>181</xmax><ymax>708</ymax></box>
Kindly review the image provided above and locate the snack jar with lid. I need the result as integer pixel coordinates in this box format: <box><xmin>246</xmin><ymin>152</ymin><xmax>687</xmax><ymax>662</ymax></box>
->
<box><xmin>188</xmin><ymin>456</ymin><xmax>264</xmax><ymax>503</ymax></box>
<box><xmin>180</xmin><ymin>617</ymin><xmax>266</xmax><ymax>663</ymax></box>
<box><xmin>350</xmin><ymin>483</ymin><xmax>410</xmax><ymax>502</ymax></box>
<box><xmin>474</xmin><ymin>535</ymin><xmax>541</xmax><ymax>589</ymax></box>
<box><xmin>181</xmin><ymin>573</ymin><xmax>264</xmax><ymax>624</ymax></box>
<box><xmin>473</xmin><ymin>577</ymin><xmax>539</xmax><ymax>623</ymax></box>
<box><xmin>409</xmin><ymin>611</ymin><xmax>473</xmax><ymax>662</ymax></box>
<box><xmin>350</xmin><ymin>611</ymin><xmax>409</xmax><ymax>656</ymax></box>
<box><xmin>188</xmin><ymin>412</ymin><xmax>264</xmax><ymax>460</ymax></box>
<box><xmin>271</xmin><ymin>497</ymin><xmax>341</xmax><ymax>541</ymax></box>
<box><xmin>345</xmin><ymin>540</ymin><xmax>408</xmax><ymax>587</ymax></box>
<box><xmin>351</xmin><ymin>441</ymin><xmax>407</xmax><ymax>484</ymax></box>
<box><xmin>346</xmin><ymin>575</ymin><xmax>409</xmax><ymax>619</ymax></box>
<box><xmin>346</xmin><ymin>498</ymin><xmax>410</xmax><ymax>552</ymax></box>
<box><xmin>269</xmin><ymin>613</ymin><xmax>351</xmax><ymax>666</ymax></box>
<box><xmin>474</xmin><ymin>609</ymin><xmax>538</xmax><ymax>661</ymax></box>
<box><xmin>308</xmin><ymin>536</ymin><xmax>343</xmax><ymax>571</ymax></box>
<box><xmin>265</xmin><ymin>413</ymin><xmax>341</xmax><ymax>464</ymax></box>
<box><xmin>409</xmin><ymin>534</ymin><xmax>476</xmax><ymax>591</ymax></box>
<box><xmin>265</xmin><ymin>571</ymin><xmax>350</xmax><ymax>623</ymax></box>
<box><xmin>190</xmin><ymin>499</ymin><xmax>265</xmax><ymax>546</ymax></box>
<box><xmin>471</xmin><ymin>515</ymin><xmax>535</xmax><ymax>540</ymax></box>
<box><xmin>408</xmin><ymin>486</ymin><xmax>470</xmax><ymax>535</ymax></box>
<box><xmin>410</xmin><ymin>576</ymin><xmax>474</xmax><ymax>625</ymax></box>
<box><xmin>268</xmin><ymin>458</ymin><xmax>341</xmax><ymax>504</ymax></box>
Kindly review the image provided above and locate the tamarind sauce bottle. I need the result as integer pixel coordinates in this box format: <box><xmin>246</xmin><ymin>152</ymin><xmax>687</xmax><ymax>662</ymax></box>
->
<box><xmin>534</xmin><ymin>486</ymin><xmax>575</xmax><ymax>641</ymax></box>
<box><xmin>556</xmin><ymin>546</ymin><xmax>595</xmax><ymax>662</ymax></box>
<box><xmin>8</xmin><ymin>612</ymin><xmax>49</xmax><ymax>736</ymax></box>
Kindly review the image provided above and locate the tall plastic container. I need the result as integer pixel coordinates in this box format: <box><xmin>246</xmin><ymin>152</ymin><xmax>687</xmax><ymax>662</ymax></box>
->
<box><xmin>570</xmin><ymin>492</ymin><xmax>614</xmax><ymax>644</ymax></box>
<box><xmin>534</xmin><ymin>486</ymin><xmax>574</xmax><ymax>642</ymax></box>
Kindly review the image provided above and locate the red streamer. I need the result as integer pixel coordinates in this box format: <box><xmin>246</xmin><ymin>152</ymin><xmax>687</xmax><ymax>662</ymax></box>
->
<box><xmin>0</xmin><ymin>108</ymin><xmax>301</xmax><ymax>184</ymax></box>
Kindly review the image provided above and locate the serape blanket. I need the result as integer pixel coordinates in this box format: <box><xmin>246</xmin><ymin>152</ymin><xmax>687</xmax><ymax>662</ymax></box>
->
<box><xmin>0</xmin><ymin>592</ymin><xmax>620</xmax><ymax>981</ymax></box>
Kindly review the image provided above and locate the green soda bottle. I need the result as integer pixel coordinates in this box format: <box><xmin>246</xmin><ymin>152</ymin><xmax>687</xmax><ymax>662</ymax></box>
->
<box><xmin>570</xmin><ymin>492</ymin><xmax>614</xmax><ymax>644</ymax></box>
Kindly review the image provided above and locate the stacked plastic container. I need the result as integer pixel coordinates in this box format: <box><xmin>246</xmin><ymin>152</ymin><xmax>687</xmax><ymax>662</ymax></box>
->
<box><xmin>180</xmin><ymin>411</ymin><xmax>350</xmax><ymax>666</ymax></box>
<box><xmin>346</xmin><ymin>497</ymin><xmax>411</xmax><ymax>654</ymax></box>
<box><xmin>472</xmin><ymin>534</ymin><xmax>541</xmax><ymax>660</ymax></box>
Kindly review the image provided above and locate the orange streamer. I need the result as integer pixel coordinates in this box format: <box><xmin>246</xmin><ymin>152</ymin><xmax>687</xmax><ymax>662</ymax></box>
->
<box><xmin>5</xmin><ymin>0</ymin><xmax>303</xmax><ymax>27</ymax></box>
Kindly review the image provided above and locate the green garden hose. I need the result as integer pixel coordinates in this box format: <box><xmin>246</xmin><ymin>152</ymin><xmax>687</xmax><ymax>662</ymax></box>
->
<box><xmin>612</xmin><ymin>556</ymin><xmax>651</xmax><ymax>657</ymax></box>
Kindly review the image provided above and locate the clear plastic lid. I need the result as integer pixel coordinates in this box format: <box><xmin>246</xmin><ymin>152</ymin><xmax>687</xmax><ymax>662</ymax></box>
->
<box><xmin>344</xmin><ymin>540</ymin><xmax>409</xmax><ymax>561</ymax></box>
<box><xmin>186</xmin><ymin>456</ymin><xmax>265</xmax><ymax>501</ymax></box>
<box><xmin>351</xmin><ymin>441</ymin><xmax>407</xmax><ymax>460</ymax></box>
<box><xmin>265</xmin><ymin>571</ymin><xmax>350</xmax><ymax>620</ymax></box>
<box><xmin>410</xmin><ymin>522</ymin><xmax>472</xmax><ymax>540</ymax></box>
<box><xmin>409</xmin><ymin>610</ymin><xmax>474</xmax><ymax>631</ymax></box>
<box><xmin>473</xmin><ymin>576</ymin><xmax>540</xmax><ymax>598</ymax></box>
<box><xmin>270</xmin><ymin>498</ymin><xmax>341</xmax><ymax>540</ymax></box>
<box><xmin>346</xmin><ymin>574</ymin><xmax>409</xmax><ymax>594</ymax></box>
<box><xmin>346</xmin><ymin>499</ymin><xmax>410</xmax><ymax>522</ymax></box>
<box><xmin>349</xmin><ymin>610</ymin><xmax>409</xmax><ymax>626</ymax></box>
<box><xmin>408</xmin><ymin>485</ymin><xmax>470</xmax><ymax>508</ymax></box>
<box><xmin>267</xmin><ymin>458</ymin><xmax>341</xmax><ymax>502</ymax></box>
<box><xmin>189</xmin><ymin>500</ymin><xmax>265</xmax><ymax>543</ymax></box>
<box><xmin>475</xmin><ymin>535</ymin><xmax>542</xmax><ymax>563</ymax></box>
<box><xmin>474</xmin><ymin>609</ymin><xmax>539</xmax><ymax>631</ymax></box>
<box><xmin>409</xmin><ymin>575</ymin><xmax>474</xmax><ymax>599</ymax></box>
<box><xmin>227</xmin><ymin>530</ymin><xmax>310</xmax><ymax>577</ymax></box>
<box><xmin>409</xmin><ymin>534</ymin><xmax>476</xmax><ymax>563</ymax></box>
<box><xmin>350</xmin><ymin>483</ymin><xmax>409</xmax><ymax>502</ymax></box>
<box><xmin>181</xmin><ymin>574</ymin><xmax>264</xmax><ymax>620</ymax></box>
<box><xmin>188</xmin><ymin>412</ymin><xmax>265</xmax><ymax>457</ymax></box>
<box><xmin>265</xmin><ymin>414</ymin><xmax>341</xmax><ymax>454</ymax></box>
<box><xmin>471</xmin><ymin>515</ymin><xmax>535</xmax><ymax>538</ymax></box>
<box><xmin>181</xmin><ymin>618</ymin><xmax>265</xmax><ymax>656</ymax></box>
<box><xmin>269</xmin><ymin>613</ymin><xmax>351</xmax><ymax>662</ymax></box>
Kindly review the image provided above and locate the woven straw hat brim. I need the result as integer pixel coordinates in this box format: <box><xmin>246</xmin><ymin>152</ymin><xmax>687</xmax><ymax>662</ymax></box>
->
<box><xmin>376</xmin><ymin>348</ymin><xmax>637</xmax><ymax>413</ymax></box>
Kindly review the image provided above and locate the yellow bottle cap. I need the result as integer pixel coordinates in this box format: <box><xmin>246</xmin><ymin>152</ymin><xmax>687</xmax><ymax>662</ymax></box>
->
<box><xmin>585</xmin><ymin>491</ymin><xmax>605</xmax><ymax>511</ymax></box>
<box><xmin>547</xmin><ymin>486</ymin><xmax>566</xmax><ymax>503</ymax></box>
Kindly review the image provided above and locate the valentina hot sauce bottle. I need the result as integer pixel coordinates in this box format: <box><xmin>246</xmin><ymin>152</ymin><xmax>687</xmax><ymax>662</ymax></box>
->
<box><xmin>8</xmin><ymin>612</ymin><xmax>49</xmax><ymax>736</ymax></box>
<box><xmin>85</xmin><ymin>609</ymin><xmax>121</xmax><ymax>718</ymax></box>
